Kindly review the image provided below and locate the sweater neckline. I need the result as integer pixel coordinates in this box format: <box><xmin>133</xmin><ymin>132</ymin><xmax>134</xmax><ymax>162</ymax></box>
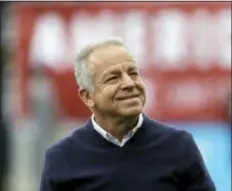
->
<box><xmin>75</xmin><ymin>114</ymin><xmax>154</xmax><ymax>151</ymax></box>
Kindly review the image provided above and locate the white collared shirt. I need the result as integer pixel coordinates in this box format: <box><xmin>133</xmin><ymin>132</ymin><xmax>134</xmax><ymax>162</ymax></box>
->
<box><xmin>91</xmin><ymin>114</ymin><xmax>144</xmax><ymax>147</ymax></box>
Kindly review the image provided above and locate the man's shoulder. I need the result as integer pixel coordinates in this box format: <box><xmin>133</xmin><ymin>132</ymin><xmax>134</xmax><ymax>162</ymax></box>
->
<box><xmin>143</xmin><ymin>115</ymin><xmax>192</xmax><ymax>143</ymax></box>
<box><xmin>144</xmin><ymin>115</ymin><xmax>196</xmax><ymax>158</ymax></box>
<box><xmin>41</xmin><ymin>123</ymin><xmax>92</xmax><ymax>177</ymax></box>
<box><xmin>46</xmin><ymin>123</ymin><xmax>88</xmax><ymax>157</ymax></box>
<box><xmin>144</xmin><ymin>115</ymin><xmax>178</xmax><ymax>134</ymax></box>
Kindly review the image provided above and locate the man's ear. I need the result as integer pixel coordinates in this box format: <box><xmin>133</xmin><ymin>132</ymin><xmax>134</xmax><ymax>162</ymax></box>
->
<box><xmin>78</xmin><ymin>89</ymin><xmax>94</xmax><ymax>108</ymax></box>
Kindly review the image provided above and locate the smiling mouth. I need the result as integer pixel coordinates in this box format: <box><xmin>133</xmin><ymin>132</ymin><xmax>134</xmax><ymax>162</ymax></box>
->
<box><xmin>116</xmin><ymin>95</ymin><xmax>139</xmax><ymax>100</ymax></box>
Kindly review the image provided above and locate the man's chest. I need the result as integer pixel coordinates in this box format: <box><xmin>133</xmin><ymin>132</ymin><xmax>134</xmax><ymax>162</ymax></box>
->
<box><xmin>55</xmin><ymin>154</ymin><xmax>180</xmax><ymax>191</ymax></box>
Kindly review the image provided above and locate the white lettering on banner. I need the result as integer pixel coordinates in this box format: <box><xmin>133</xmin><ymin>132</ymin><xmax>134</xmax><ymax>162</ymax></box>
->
<box><xmin>152</xmin><ymin>10</ymin><xmax>188</xmax><ymax>70</ymax></box>
<box><xmin>70</xmin><ymin>10</ymin><xmax>116</xmax><ymax>61</ymax></box>
<box><xmin>190</xmin><ymin>9</ymin><xmax>216</xmax><ymax>70</ymax></box>
<box><xmin>215</xmin><ymin>9</ymin><xmax>231</xmax><ymax>69</ymax></box>
<box><xmin>29</xmin><ymin>13</ymin><xmax>68</xmax><ymax>70</ymax></box>
<box><xmin>166</xmin><ymin>82</ymin><xmax>211</xmax><ymax>110</ymax></box>
<box><xmin>190</xmin><ymin>9</ymin><xmax>231</xmax><ymax>70</ymax></box>
<box><xmin>29</xmin><ymin>9</ymin><xmax>231</xmax><ymax>71</ymax></box>
<box><xmin>122</xmin><ymin>11</ymin><xmax>146</xmax><ymax>69</ymax></box>
<box><xmin>151</xmin><ymin>9</ymin><xmax>231</xmax><ymax>70</ymax></box>
<box><xmin>70</xmin><ymin>11</ymin><xmax>92</xmax><ymax>61</ymax></box>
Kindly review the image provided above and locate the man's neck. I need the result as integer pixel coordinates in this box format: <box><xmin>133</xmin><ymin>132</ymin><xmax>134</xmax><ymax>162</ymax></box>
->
<box><xmin>93</xmin><ymin>113</ymin><xmax>140</xmax><ymax>142</ymax></box>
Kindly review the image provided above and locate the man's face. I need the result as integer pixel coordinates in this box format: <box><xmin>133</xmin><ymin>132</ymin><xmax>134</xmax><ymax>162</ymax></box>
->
<box><xmin>83</xmin><ymin>45</ymin><xmax>146</xmax><ymax>117</ymax></box>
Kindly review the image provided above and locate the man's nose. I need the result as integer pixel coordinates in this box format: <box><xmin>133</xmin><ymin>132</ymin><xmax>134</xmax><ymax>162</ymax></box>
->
<box><xmin>121</xmin><ymin>74</ymin><xmax>135</xmax><ymax>90</ymax></box>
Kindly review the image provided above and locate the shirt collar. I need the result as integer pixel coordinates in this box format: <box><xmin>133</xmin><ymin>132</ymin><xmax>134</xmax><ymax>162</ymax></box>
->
<box><xmin>91</xmin><ymin>114</ymin><xmax>143</xmax><ymax>147</ymax></box>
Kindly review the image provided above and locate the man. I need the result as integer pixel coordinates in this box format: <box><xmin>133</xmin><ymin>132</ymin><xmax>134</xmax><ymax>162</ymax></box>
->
<box><xmin>40</xmin><ymin>37</ymin><xmax>216</xmax><ymax>191</ymax></box>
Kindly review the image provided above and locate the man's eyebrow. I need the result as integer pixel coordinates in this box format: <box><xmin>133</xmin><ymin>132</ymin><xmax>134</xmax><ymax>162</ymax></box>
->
<box><xmin>128</xmin><ymin>66</ymin><xmax>138</xmax><ymax>71</ymax></box>
<box><xmin>102</xmin><ymin>70</ymin><xmax>120</xmax><ymax>78</ymax></box>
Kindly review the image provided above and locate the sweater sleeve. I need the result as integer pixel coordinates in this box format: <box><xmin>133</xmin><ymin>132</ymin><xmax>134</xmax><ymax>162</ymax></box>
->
<box><xmin>178</xmin><ymin>131</ymin><xmax>216</xmax><ymax>191</ymax></box>
<box><xmin>39</xmin><ymin>149</ymin><xmax>57</xmax><ymax>191</ymax></box>
<box><xmin>40</xmin><ymin>172</ymin><xmax>55</xmax><ymax>191</ymax></box>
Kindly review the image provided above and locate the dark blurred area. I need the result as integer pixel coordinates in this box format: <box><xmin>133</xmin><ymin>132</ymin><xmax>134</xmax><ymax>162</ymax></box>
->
<box><xmin>1</xmin><ymin>3</ymin><xmax>9</xmax><ymax>191</ymax></box>
<box><xmin>0</xmin><ymin>2</ymin><xmax>231</xmax><ymax>191</ymax></box>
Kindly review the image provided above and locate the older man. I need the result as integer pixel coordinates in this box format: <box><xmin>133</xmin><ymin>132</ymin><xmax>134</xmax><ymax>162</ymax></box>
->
<box><xmin>40</xmin><ymin>38</ymin><xmax>215</xmax><ymax>191</ymax></box>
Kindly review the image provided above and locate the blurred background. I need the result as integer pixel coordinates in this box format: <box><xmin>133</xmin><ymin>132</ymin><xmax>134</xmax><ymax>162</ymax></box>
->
<box><xmin>0</xmin><ymin>2</ymin><xmax>231</xmax><ymax>191</ymax></box>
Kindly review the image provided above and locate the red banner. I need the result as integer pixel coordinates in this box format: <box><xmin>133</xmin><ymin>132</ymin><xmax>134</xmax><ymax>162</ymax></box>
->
<box><xmin>12</xmin><ymin>2</ymin><xmax>231</xmax><ymax>121</ymax></box>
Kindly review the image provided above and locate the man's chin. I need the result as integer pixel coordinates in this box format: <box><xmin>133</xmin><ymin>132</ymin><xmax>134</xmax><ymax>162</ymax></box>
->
<box><xmin>118</xmin><ymin>107</ymin><xmax>143</xmax><ymax>117</ymax></box>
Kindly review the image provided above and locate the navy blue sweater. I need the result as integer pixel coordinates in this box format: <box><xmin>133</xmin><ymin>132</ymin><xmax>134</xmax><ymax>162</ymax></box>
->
<box><xmin>40</xmin><ymin>115</ymin><xmax>215</xmax><ymax>191</ymax></box>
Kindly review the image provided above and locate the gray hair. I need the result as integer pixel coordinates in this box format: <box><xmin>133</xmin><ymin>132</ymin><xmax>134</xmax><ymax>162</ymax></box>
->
<box><xmin>74</xmin><ymin>37</ymin><xmax>127</xmax><ymax>91</ymax></box>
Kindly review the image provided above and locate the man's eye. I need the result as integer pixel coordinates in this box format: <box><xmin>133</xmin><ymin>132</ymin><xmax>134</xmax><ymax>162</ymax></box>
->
<box><xmin>106</xmin><ymin>76</ymin><xmax>118</xmax><ymax>82</ymax></box>
<box><xmin>130</xmin><ymin>72</ymin><xmax>138</xmax><ymax>76</ymax></box>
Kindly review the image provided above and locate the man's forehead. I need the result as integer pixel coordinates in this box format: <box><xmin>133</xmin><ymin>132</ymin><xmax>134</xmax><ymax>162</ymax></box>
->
<box><xmin>102</xmin><ymin>62</ymin><xmax>137</xmax><ymax>75</ymax></box>
<box><xmin>88</xmin><ymin>45</ymin><xmax>134</xmax><ymax>66</ymax></box>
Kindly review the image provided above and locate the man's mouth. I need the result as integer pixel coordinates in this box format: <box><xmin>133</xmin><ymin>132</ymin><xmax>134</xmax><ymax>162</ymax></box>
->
<box><xmin>116</xmin><ymin>94</ymin><xmax>140</xmax><ymax>100</ymax></box>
